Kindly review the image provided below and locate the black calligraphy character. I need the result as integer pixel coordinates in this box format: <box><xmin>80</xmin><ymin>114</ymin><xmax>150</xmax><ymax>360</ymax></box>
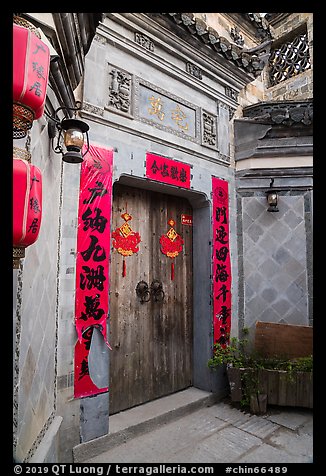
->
<box><xmin>150</xmin><ymin>160</ymin><xmax>160</xmax><ymax>174</ymax></box>
<box><xmin>170</xmin><ymin>166</ymin><xmax>179</xmax><ymax>181</ymax></box>
<box><xmin>215</xmin><ymin>225</ymin><xmax>228</xmax><ymax>244</ymax></box>
<box><xmin>80</xmin><ymin>265</ymin><xmax>106</xmax><ymax>291</ymax></box>
<box><xmin>80</xmin><ymin>294</ymin><xmax>105</xmax><ymax>321</ymax></box>
<box><xmin>91</xmin><ymin>158</ymin><xmax>103</xmax><ymax>170</ymax></box>
<box><xmin>179</xmin><ymin>168</ymin><xmax>188</xmax><ymax>183</ymax></box>
<box><xmin>82</xmin><ymin>326</ymin><xmax>94</xmax><ymax>350</ymax></box>
<box><xmin>216</xmin><ymin>333</ymin><xmax>229</xmax><ymax>346</ymax></box>
<box><xmin>215</xmin><ymin>263</ymin><xmax>229</xmax><ymax>283</ymax></box>
<box><xmin>82</xmin><ymin>207</ymin><xmax>107</xmax><ymax>234</ymax></box>
<box><xmin>33</xmin><ymin>43</ymin><xmax>47</xmax><ymax>55</ymax></box>
<box><xmin>216</xmin><ymin>305</ymin><xmax>231</xmax><ymax>325</ymax></box>
<box><xmin>216</xmin><ymin>246</ymin><xmax>229</xmax><ymax>262</ymax></box>
<box><xmin>28</xmin><ymin>218</ymin><xmax>39</xmax><ymax>233</ymax></box>
<box><xmin>216</xmin><ymin>284</ymin><xmax>229</xmax><ymax>303</ymax></box>
<box><xmin>29</xmin><ymin>81</ymin><xmax>42</xmax><ymax>97</ymax></box>
<box><xmin>32</xmin><ymin>62</ymin><xmax>45</xmax><ymax>80</ymax></box>
<box><xmin>82</xmin><ymin>324</ymin><xmax>103</xmax><ymax>349</ymax></box>
<box><xmin>78</xmin><ymin>358</ymin><xmax>89</xmax><ymax>380</ymax></box>
<box><xmin>81</xmin><ymin>235</ymin><xmax>106</xmax><ymax>262</ymax></box>
<box><xmin>30</xmin><ymin>175</ymin><xmax>40</xmax><ymax>191</ymax></box>
<box><xmin>161</xmin><ymin>163</ymin><xmax>169</xmax><ymax>177</ymax></box>
<box><xmin>30</xmin><ymin>197</ymin><xmax>41</xmax><ymax>214</ymax></box>
<box><xmin>83</xmin><ymin>181</ymin><xmax>108</xmax><ymax>204</ymax></box>
<box><xmin>216</xmin><ymin>206</ymin><xmax>227</xmax><ymax>224</ymax></box>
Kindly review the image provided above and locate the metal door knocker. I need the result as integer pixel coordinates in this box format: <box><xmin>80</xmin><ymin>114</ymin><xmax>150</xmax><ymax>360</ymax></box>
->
<box><xmin>136</xmin><ymin>280</ymin><xmax>165</xmax><ymax>303</ymax></box>
<box><xmin>150</xmin><ymin>280</ymin><xmax>165</xmax><ymax>302</ymax></box>
<box><xmin>136</xmin><ymin>280</ymin><xmax>151</xmax><ymax>303</ymax></box>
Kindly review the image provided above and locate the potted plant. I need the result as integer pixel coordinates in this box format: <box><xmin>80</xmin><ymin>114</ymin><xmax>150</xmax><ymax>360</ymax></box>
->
<box><xmin>208</xmin><ymin>329</ymin><xmax>313</xmax><ymax>414</ymax></box>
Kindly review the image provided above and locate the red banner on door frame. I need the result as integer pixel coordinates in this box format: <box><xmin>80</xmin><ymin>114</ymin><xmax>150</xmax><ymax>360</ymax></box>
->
<box><xmin>146</xmin><ymin>153</ymin><xmax>191</xmax><ymax>189</ymax></box>
<box><xmin>74</xmin><ymin>144</ymin><xmax>113</xmax><ymax>398</ymax></box>
<box><xmin>212</xmin><ymin>177</ymin><xmax>232</xmax><ymax>347</ymax></box>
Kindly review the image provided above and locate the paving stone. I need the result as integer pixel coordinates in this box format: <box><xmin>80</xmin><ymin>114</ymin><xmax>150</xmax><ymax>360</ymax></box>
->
<box><xmin>266</xmin><ymin>409</ymin><xmax>313</xmax><ymax>430</ymax></box>
<box><xmin>267</xmin><ymin>427</ymin><xmax>313</xmax><ymax>458</ymax></box>
<box><xmin>237</xmin><ymin>443</ymin><xmax>312</xmax><ymax>463</ymax></box>
<box><xmin>235</xmin><ymin>416</ymin><xmax>279</xmax><ymax>439</ymax></box>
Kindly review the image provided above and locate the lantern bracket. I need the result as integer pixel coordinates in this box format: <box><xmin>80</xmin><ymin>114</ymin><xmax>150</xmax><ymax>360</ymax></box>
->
<box><xmin>46</xmin><ymin>101</ymin><xmax>90</xmax><ymax>162</ymax></box>
<box><xmin>265</xmin><ymin>178</ymin><xmax>280</xmax><ymax>212</ymax></box>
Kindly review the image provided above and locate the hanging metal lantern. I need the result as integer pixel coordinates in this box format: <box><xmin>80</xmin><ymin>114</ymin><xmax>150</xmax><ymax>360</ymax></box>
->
<box><xmin>13</xmin><ymin>155</ymin><xmax>42</xmax><ymax>268</ymax></box>
<box><xmin>13</xmin><ymin>16</ymin><xmax>50</xmax><ymax>138</ymax></box>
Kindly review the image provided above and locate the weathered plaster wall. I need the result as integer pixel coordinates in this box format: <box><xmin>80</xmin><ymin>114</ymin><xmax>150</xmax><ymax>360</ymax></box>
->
<box><xmin>13</xmin><ymin>91</ymin><xmax>62</xmax><ymax>462</ymax></box>
<box><xmin>52</xmin><ymin>12</ymin><xmax>248</xmax><ymax>454</ymax></box>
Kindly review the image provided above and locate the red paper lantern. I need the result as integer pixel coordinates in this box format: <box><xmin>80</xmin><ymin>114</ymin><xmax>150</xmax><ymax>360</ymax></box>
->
<box><xmin>13</xmin><ymin>157</ymin><xmax>42</xmax><ymax>267</ymax></box>
<box><xmin>13</xmin><ymin>17</ymin><xmax>50</xmax><ymax>138</ymax></box>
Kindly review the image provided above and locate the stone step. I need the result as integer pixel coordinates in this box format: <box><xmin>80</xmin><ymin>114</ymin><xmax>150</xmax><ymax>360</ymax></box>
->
<box><xmin>73</xmin><ymin>387</ymin><xmax>219</xmax><ymax>463</ymax></box>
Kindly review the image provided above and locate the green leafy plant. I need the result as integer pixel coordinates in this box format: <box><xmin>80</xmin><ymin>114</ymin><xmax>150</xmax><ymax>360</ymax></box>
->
<box><xmin>208</xmin><ymin>332</ymin><xmax>313</xmax><ymax>412</ymax></box>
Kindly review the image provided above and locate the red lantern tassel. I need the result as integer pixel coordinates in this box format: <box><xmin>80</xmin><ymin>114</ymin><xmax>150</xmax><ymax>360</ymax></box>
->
<box><xmin>122</xmin><ymin>258</ymin><xmax>126</xmax><ymax>277</ymax></box>
<box><xmin>171</xmin><ymin>262</ymin><xmax>175</xmax><ymax>281</ymax></box>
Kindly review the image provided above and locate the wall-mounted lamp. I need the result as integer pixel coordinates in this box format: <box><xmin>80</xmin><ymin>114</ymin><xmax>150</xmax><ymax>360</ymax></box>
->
<box><xmin>266</xmin><ymin>178</ymin><xmax>279</xmax><ymax>212</ymax></box>
<box><xmin>47</xmin><ymin>102</ymin><xmax>89</xmax><ymax>164</ymax></box>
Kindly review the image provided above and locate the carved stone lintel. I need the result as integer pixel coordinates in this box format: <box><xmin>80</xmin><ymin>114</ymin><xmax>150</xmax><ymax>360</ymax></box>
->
<box><xmin>83</xmin><ymin>102</ymin><xmax>104</xmax><ymax>117</ymax></box>
<box><xmin>94</xmin><ymin>33</ymin><xmax>108</xmax><ymax>45</ymax></box>
<box><xmin>134</xmin><ymin>32</ymin><xmax>154</xmax><ymax>52</ymax></box>
<box><xmin>225</xmin><ymin>86</ymin><xmax>238</xmax><ymax>101</ymax></box>
<box><xmin>186</xmin><ymin>62</ymin><xmax>202</xmax><ymax>80</ymax></box>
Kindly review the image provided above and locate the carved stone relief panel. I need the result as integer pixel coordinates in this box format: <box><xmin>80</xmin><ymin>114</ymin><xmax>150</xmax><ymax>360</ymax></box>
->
<box><xmin>106</xmin><ymin>64</ymin><xmax>133</xmax><ymax>117</ymax></box>
<box><xmin>134</xmin><ymin>32</ymin><xmax>155</xmax><ymax>52</ymax></box>
<box><xmin>201</xmin><ymin>110</ymin><xmax>217</xmax><ymax>149</ymax></box>
<box><xmin>186</xmin><ymin>62</ymin><xmax>202</xmax><ymax>80</ymax></box>
<box><xmin>225</xmin><ymin>85</ymin><xmax>238</xmax><ymax>101</ymax></box>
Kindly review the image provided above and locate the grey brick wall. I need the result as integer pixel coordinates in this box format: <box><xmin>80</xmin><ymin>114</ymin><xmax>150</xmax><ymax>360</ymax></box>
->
<box><xmin>237</xmin><ymin>190</ymin><xmax>312</xmax><ymax>342</ymax></box>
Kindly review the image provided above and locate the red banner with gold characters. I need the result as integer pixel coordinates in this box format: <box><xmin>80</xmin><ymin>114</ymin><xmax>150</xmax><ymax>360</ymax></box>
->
<box><xmin>146</xmin><ymin>153</ymin><xmax>191</xmax><ymax>189</ymax></box>
<box><xmin>212</xmin><ymin>177</ymin><xmax>231</xmax><ymax>347</ymax></box>
<box><xmin>74</xmin><ymin>144</ymin><xmax>113</xmax><ymax>398</ymax></box>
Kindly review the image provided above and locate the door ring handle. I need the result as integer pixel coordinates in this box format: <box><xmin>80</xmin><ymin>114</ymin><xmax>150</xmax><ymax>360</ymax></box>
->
<box><xmin>136</xmin><ymin>280</ymin><xmax>151</xmax><ymax>303</ymax></box>
<box><xmin>150</xmin><ymin>280</ymin><xmax>165</xmax><ymax>302</ymax></box>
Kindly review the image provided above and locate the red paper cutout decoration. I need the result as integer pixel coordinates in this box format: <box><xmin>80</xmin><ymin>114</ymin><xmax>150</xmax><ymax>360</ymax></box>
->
<box><xmin>112</xmin><ymin>212</ymin><xmax>141</xmax><ymax>277</ymax></box>
<box><xmin>159</xmin><ymin>219</ymin><xmax>184</xmax><ymax>280</ymax></box>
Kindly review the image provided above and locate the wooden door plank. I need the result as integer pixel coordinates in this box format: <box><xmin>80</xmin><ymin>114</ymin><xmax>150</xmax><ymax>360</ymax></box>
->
<box><xmin>109</xmin><ymin>183</ymin><xmax>193</xmax><ymax>414</ymax></box>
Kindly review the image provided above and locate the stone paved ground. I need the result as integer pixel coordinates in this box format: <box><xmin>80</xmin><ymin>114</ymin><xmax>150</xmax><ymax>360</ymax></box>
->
<box><xmin>82</xmin><ymin>401</ymin><xmax>313</xmax><ymax>464</ymax></box>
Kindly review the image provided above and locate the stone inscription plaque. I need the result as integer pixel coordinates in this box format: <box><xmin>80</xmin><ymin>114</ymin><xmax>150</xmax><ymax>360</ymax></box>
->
<box><xmin>135</xmin><ymin>79</ymin><xmax>200</xmax><ymax>143</ymax></box>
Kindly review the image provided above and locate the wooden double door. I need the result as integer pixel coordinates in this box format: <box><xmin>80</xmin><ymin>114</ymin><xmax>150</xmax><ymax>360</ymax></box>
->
<box><xmin>109</xmin><ymin>183</ymin><xmax>193</xmax><ymax>414</ymax></box>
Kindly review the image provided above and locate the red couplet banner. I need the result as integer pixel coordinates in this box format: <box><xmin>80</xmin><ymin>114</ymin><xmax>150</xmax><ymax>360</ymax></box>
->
<box><xmin>146</xmin><ymin>153</ymin><xmax>191</xmax><ymax>189</ymax></box>
<box><xmin>74</xmin><ymin>144</ymin><xmax>113</xmax><ymax>399</ymax></box>
<box><xmin>212</xmin><ymin>177</ymin><xmax>232</xmax><ymax>346</ymax></box>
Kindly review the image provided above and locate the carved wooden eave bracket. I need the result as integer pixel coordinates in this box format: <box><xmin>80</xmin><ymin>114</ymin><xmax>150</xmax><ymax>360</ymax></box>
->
<box><xmin>162</xmin><ymin>13</ymin><xmax>272</xmax><ymax>77</ymax></box>
<box><xmin>242</xmin><ymin>100</ymin><xmax>313</xmax><ymax>127</ymax></box>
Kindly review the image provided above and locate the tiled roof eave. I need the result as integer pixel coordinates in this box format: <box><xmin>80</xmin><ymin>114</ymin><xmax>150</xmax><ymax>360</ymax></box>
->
<box><xmin>243</xmin><ymin>99</ymin><xmax>313</xmax><ymax>126</ymax></box>
<box><xmin>163</xmin><ymin>13</ymin><xmax>272</xmax><ymax>77</ymax></box>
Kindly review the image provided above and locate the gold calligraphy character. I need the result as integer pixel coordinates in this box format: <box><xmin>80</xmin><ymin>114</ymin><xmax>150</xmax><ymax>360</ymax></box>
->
<box><xmin>171</xmin><ymin>104</ymin><xmax>189</xmax><ymax>131</ymax></box>
<box><xmin>148</xmin><ymin>96</ymin><xmax>165</xmax><ymax>121</ymax></box>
